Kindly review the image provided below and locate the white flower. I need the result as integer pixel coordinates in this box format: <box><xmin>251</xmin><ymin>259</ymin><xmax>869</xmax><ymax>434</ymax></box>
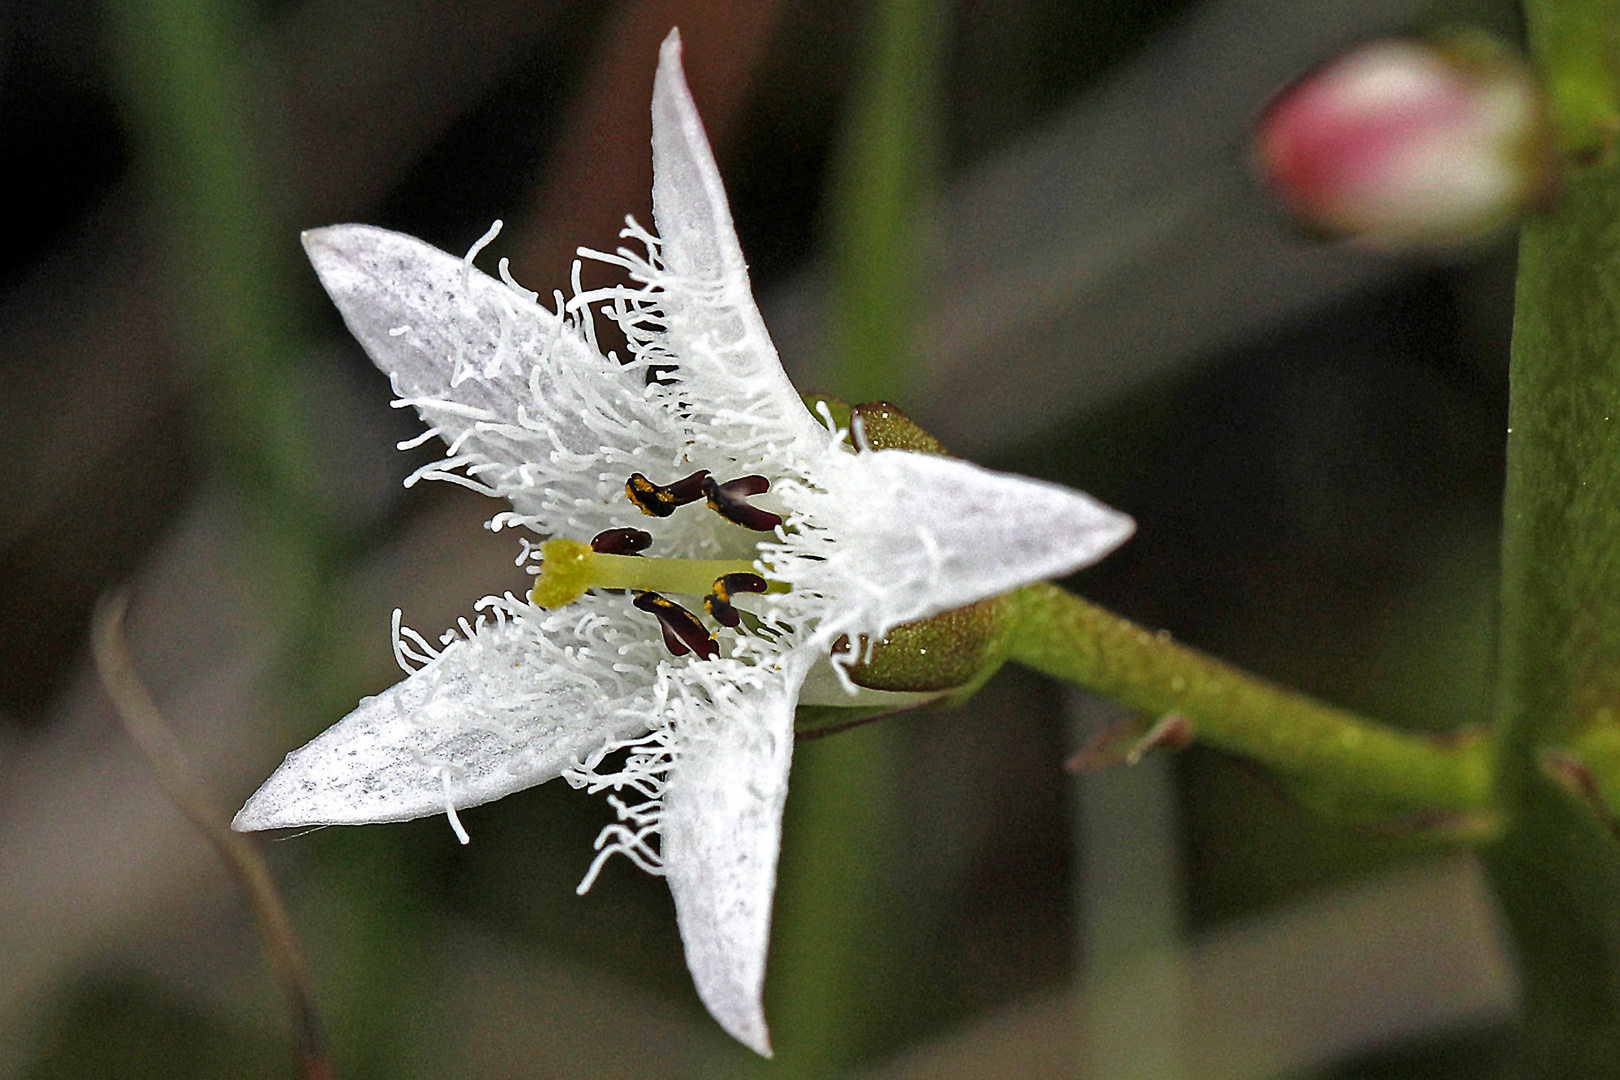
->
<box><xmin>233</xmin><ymin>29</ymin><xmax>1133</xmax><ymax>1056</ymax></box>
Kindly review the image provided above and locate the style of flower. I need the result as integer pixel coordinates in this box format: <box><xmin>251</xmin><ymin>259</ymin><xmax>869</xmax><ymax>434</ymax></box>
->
<box><xmin>233</xmin><ymin>29</ymin><xmax>1133</xmax><ymax>1056</ymax></box>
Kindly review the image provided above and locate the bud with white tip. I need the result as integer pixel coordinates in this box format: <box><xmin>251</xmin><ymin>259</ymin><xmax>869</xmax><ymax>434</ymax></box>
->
<box><xmin>1255</xmin><ymin>34</ymin><xmax>1554</xmax><ymax>248</ymax></box>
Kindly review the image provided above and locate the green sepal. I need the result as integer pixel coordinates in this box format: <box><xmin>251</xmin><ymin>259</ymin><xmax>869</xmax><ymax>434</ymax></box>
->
<box><xmin>850</xmin><ymin>401</ymin><xmax>948</xmax><ymax>454</ymax></box>
<box><xmin>839</xmin><ymin>595</ymin><xmax>1011</xmax><ymax>694</ymax></box>
<box><xmin>800</xmin><ymin>395</ymin><xmax>948</xmax><ymax>455</ymax></box>
<box><xmin>799</xmin><ymin>395</ymin><xmax>1001</xmax><ymax>694</ymax></box>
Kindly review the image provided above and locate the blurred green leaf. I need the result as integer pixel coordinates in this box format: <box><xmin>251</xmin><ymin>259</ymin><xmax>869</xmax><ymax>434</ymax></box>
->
<box><xmin>822</xmin><ymin>0</ymin><xmax>946</xmax><ymax>404</ymax></box>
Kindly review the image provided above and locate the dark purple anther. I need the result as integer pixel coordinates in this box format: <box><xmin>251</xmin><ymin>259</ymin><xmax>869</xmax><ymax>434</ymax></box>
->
<box><xmin>633</xmin><ymin>591</ymin><xmax>720</xmax><ymax>660</ymax></box>
<box><xmin>703</xmin><ymin>572</ymin><xmax>769</xmax><ymax>628</ymax></box>
<box><xmin>702</xmin><ymin>474</ymin><xmax>784</xmax><ymax>532</ymax></box>
<box><xmin>625</xmin><ymin>470</ymin><xmax>711</xmax><ymax>518</ymax></box>
<box><xmin>590</xmin><ymin>527</ymin><xmax>654</xmax><ymax>555</ymax></box>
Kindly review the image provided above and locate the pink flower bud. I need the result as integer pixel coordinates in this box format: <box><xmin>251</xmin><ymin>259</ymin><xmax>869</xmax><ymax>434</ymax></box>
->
<box><xmin>1255</xmin><ymin>37</ymin><xmax>1552</xmax><ymax>248</ymax></box>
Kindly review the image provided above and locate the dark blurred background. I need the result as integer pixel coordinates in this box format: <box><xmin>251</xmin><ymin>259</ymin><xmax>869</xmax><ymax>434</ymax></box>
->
<box><xmin>0</xmin><ymin>0</ymin><xmax>1523</xmax><ymax>1076</ymax></box>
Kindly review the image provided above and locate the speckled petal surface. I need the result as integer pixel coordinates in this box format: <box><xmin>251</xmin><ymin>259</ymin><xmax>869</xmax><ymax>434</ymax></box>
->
<box><xmin>235</xmin><ymin>601</ymin><xmax>656</xmax><ymax>830</ymax></box>
<box><xmin>659</xmin><ymin>655</ymin><xmax>810</xmax><ymax>1057</ymax></box>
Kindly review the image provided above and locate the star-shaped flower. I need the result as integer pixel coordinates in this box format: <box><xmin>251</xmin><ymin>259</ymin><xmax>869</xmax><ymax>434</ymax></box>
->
<box><xmin>234</xmin><ymin>30</ymin><xmax>1132</xmax><ymax>1055</ymax></box>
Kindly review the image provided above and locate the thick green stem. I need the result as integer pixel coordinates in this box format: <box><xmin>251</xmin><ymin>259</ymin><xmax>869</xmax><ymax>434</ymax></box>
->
<box><xmin>1008</xmin><ymin>583</ymin><xmax>1491</xmax><ymax>814</ymax></box>
<box><xmin>1484</xmin><ymin>137</ymin><xmax>1620</xmax><ymax>1077</ymax></box>
<box><xmin>1481</xmin><ymin>0</ymin><xmax>1620</xmax><ymax>1071</ymax></box>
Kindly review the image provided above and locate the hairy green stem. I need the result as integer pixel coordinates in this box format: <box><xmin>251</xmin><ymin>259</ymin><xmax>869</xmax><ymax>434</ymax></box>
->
<box><xmin>1008</xmin><ymin>583</ymin><xmax>1492</xmax><ymax>814</ymax></box>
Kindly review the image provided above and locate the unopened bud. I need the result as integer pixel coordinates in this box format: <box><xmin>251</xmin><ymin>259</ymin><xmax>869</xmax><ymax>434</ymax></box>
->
<box><xmin>1255</xmin><ymin>35</ymin><xmax>1553</xmax><ymax>248</ymax></box>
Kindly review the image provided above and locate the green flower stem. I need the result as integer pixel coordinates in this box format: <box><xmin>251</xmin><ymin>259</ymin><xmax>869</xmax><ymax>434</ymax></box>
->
<box><xmin>1493</xmin><ymin>170</ymin><xmax>1620</xmax><ymax>765</ymax></box>
<box><xmin>1007</xmin><ymin>583</ymin><xmax>1492</xmax><ymax>814</ymax></box>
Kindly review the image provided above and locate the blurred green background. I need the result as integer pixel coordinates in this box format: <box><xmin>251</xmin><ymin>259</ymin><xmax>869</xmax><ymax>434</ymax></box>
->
<box><xmin>0</xmin><ymin>0</ymin><xmax>1524</xmax><ymax>1076</ymax></box>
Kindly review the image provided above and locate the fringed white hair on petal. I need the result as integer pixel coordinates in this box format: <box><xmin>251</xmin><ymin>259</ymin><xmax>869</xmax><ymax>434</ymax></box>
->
<box><xmin>301</xmin><ymin>223</ymin><xmax>689</xmax><ymax>529</ymax></box>
<box><xmin>646</xmin><ymin>29</ymin><xmax>830</xmax><ymax>470</ymax></box>
<box><xmin>233</xmin><ymin>597</ymin><xmax>658</xmax><ymax>832</ymax></box>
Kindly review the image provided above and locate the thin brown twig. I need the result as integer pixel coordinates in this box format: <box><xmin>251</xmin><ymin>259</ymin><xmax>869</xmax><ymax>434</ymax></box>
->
<box><xmin>793</xmin><ymin>695</ymin><xmax>941</xmax><ymax>743</ymax></box>
<box><xmin>794</xmin><ymin>710</ymin><xmax>895</xmax><ymax>743</ymax></box>
<box><xmin>91</xmin><ymin>590</ymin><xmax>335</xmax><ymax>1080</ymax></box>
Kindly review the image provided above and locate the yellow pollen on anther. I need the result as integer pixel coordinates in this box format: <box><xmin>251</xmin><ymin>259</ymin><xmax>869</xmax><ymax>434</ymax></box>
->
<box><xmin>529</xmin><ymin>537</ymin><xmax>790</xmax><ymax>610</ymax></box>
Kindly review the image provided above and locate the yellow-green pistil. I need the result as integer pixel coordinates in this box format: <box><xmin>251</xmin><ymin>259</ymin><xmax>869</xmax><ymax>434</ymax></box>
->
<box><xmin>529</xmin><ymin>538</ymin><xmax>788</xmax><ymax>609</ymax></box>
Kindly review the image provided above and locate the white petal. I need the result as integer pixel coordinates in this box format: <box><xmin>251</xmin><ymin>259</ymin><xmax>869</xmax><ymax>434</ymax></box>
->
<box><xmin>649</xmin><ymin>30</ymin><xmax>748</xmax><ymax>301</ymax></box>
<box><xmin>778</xmin><ymin>450</ymin><xmax>1134</xmax><ymax>642</ymax></box>
<box><xmin>648</xmin><ymin>31</ymin><xmax>826</xmax><ymax>463</ymax></box>
<box><xmin>302</xmin><ymin>224</ymin><xmax>680</xmax><ymax>525</ymax></box>
<box><xmin>233</xmin><ymin>605</ymin><xmax>655</xmax><ymax>831</ymax></box>
<box><xmin>659</xmin><ymin>653</ymin><xmax>811</xmax><ymax>1057</ymax></box>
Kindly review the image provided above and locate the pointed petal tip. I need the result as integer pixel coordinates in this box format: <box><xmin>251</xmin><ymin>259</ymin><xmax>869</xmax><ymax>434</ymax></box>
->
<box><xmin>807</xmin><ymin>452</ymin><xmax>1139</xmax><ymax>626</ymax></box>
<box><xmin>1057</xmin><ymin>490</ymin><xmax>1135</xmax><ymax>572</ymax></box>
<box><xmin>662</xmin><ymin>667</ymin><xmax>802</xmax><ymax>1060</ymax></box>
<box><xmin>299</xmin><ymin>225</ymin><xmax>341</xmax><ymax>264</ymax></box>
<box><xmin>299</xmin><ymin>223</ymin><xmax>371</xmax><ymax>286</ymax></box>
<box><xmin>299</xmin><ymin>222</ymin><xmax>392</xmax><ymax>267</ymax></box>
<box><xmin>707</xmin><ymin>996</ymin><xmax>772</xmax><ymax>1057</ymax></box>
<box><xmin>230</xmin><ymin>775</ymin><xmax>302</xmax><ymax>833</ymax></box>
<box><xmin>739</xmin><ymin>1024</ymin><xmax>773</xmax><ymax>1058</ymax></box>
<box><xmin>1099</xmin><ymin>504</ymin><xmax>1136</xmax><ymax>555</ymax></box>
<box><xmin>299</xmin><ymin>222</ymin><xmax>351</xmax><ymax>251</ymax></box>
<box><xmin>653</xmin><ymin>26</ymin><xmax>695</xmax><ymax>123</ymax></box>
<box><xmin>229</xmin><ymin>800</ymin><xmax>299</xmax><ymax>833</ymax></box>
<box><xmin>230</xmin><ymin>797</ymin><xmax>285</xmax><ymax>834</ymax></box>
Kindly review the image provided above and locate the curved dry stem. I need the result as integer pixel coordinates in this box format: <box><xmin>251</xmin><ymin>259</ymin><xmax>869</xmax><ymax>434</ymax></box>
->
<box><xmin>92</xmin><ymin>591</ymin><xmax>335</xmax><ymax>1080</ymax></box>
